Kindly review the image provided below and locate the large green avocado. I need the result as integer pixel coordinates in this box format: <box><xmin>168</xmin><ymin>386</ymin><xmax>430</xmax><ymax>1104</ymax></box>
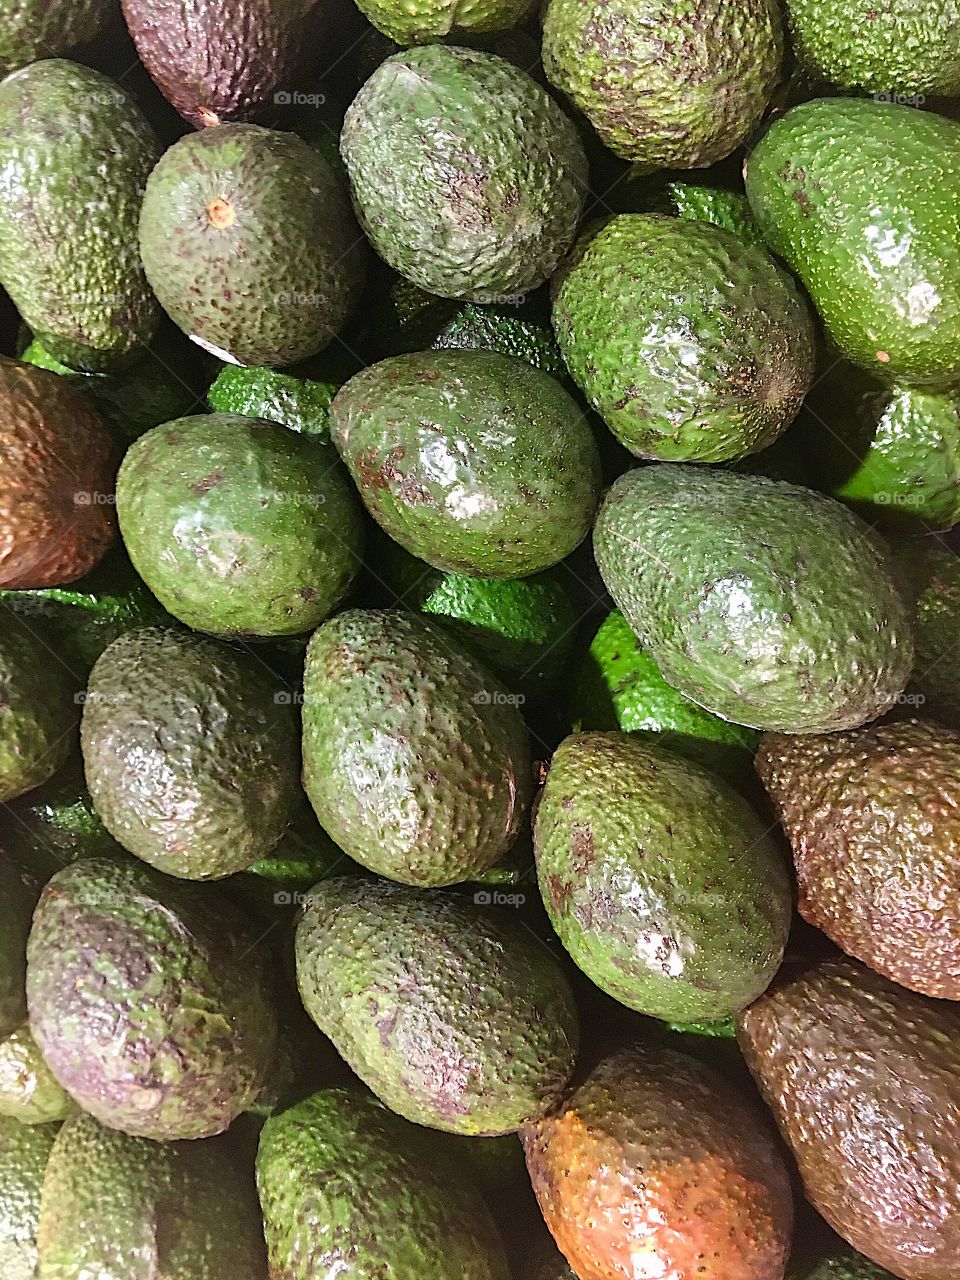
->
<box><xmin>891</xmin><ymin>541</ymin><xmax>960</xmax><ymax>720</ymax></box>
<box><xmin>257</xmin><ymin>1089</ymin><xmax>510</xmax><ymax>1279</ymax></box>
<box><xmin>0</xmin><ymin>1114</ymin><xmax>59</xmax><ymax>1280</ymax></box>
<box><xmin>737</xmin><ymin>957</ymin><xmax>960</xmax><ymax>1280</ymax></box>
<box><xmin>0</xmin><ymin>61</ymin><xmax>160</xmax><ymax>371</ymax></box>
<box><xmin>593</xmin><ymin>465</ymin><xmax>913</xmax><ymax>732</ymax></box>
<box><xmin>340</xmin><ymin>46</ymin><xmax>587</xmax><ymax>302</ymax></box>
<box><xmin>0</xmin><ymin>0</ymin><xmax>114</xmax><ymax>75</ymax></box>
<box><xmin>301</xmin><ymin>610</ymin><xmax>531</xmax><ymax>886</ymax></box>
<box><xmin>116</xmin><ymin>415</ymin><xmax>364</xmax><ymax>637</ymax></box>
<box><xmin>745</xmin><ymin>99</ymin><xmax>960</xmax><ymax>386</ymax></box>
<box><xmin>331</xmin><ymin>351</ymin><xmax>600</xmax><ymax>578</ymax></box>
<box><xmin>534</xmin><ymin>733</ymin><xmax>791</xmax><ymax>1022</ymax></box>
<box><xmin>25</xmin><ymin>857</ymin><xmax>277</xmax><ymax>1140</ymax></box>
<box><xmin>81</xmin><ymin>627</ymin><xmax>300</xmax><ymax>880</ymax></box>
<box><xmin>551</xmin><ymin>215</ymin><xmax>815</xmax><ymax>462</ymax></box>
<box><xmin>0</xmin><ymin>1023</ymin><xmax>73</xmax><ymax>1125</ymax></box>
<box><xmin>0</xmin><ymin>620</ymin><xmax>76</xmax><ymax>804</ymax></box>
<box><xmin>295</xmin><ymin>878</ymin><xmax>579</xmax><ymax>1134</ymax></box>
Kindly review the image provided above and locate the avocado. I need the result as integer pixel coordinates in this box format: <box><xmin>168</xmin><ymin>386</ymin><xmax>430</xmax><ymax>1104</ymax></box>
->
<box><xmin>81</xmin><ymin>627</ymin><xmax>300</xmax><ymax>880</ymax></box>
<box><xmin>534</xmin><ymin>733</ymin><xmax>791</xmax><ymax>1022</ymax></box>
<box><xmin>332</xmin><ymin>351</ymin><xmax>601</xmax><ymax>578</ymax></box>
<box><xmin>542</xmin><ymin>0</ymin><xmax>783</xmax><ymax>168</ymax></box>
<box><xmin>0</xmin><ymin>0</ymin><xmax>114</xmax><ymax>76</ymax></box>
<box><xmin>745</xmin><ymin>99</ymin><xmax>960</xmax><ymax>386</ymax></box>
<box><xmin>207</xmin><ymin>365</ymin><xmax>337</xmax><ymax>437</ymax></box>
<box><xmin>737</xmin><ymin>957</ymin><xmax>960</xmax><ymax>1280</ymax></box>
<box><xmin>341</xmin><ymin>46</ymin><xmax>587</xmax><ymax>302</ymax></box>
<box><xmin>758</xmin><ymin>717</ymin><xmax>960</xmax><ymax>999</ymax></box>
<box><xmin>295</xmin><ymin>877</ymin><xmax>579</xmax><ymax>1134</ymax></box>
<box><xmin>139</xmin><ymin>124</ymin><xmax>364</xmax><ymax>366</ymax></box>
<box><xmin>354</xmin><ymin>0</ymin><xmax>531</xmax><ymax>44</ymax></box>
<box><xmin>0</xmin><ymin>619</ymin><xmax>77</xmax><ymax>805</ymax></box>
<box><xmin>521</xmin><ymin>1042</ymin><xmax>793</xmax><ymax>1280</ymax></box>
<box><xmin>302</xmin><ymin>609</ymin><xmax>532</xmax><ymax>886</ymax></box>
<box><xmin>257</xmin><ymin>1088</ymin><xmax>511</xmax><ymax>1279</ymax></box>
<box><xmin>552</xmin><ymin>215</ymin><xmax>815</xmax><ymax>462</ymax></box>
<box><xmin>38</xmin><ymin>1110</ymin><xmax>266</xmax><ymax>1279</ymax></box>
<box><xmin>0</xmin><ymin>61</ymin><xmax>161</xmax><ymax>371</ymax></box>
<box><xmin>788</xmin><ymin>1251</ymin><xmax>898</xmax><ymax>1280</ymax></box>
<box><xmin>0</xmin><ymin>358</ymin><xmax>116</xmax><ymax>589</ymax></box>
<box><xmin>593</xmin><ymin>465</ymin><xmax>913</xmax><ymax>732</ymax></box>
<box><xmin>641</xmin><ymin>180</ymin><xmax>767</xmax><ymax>247</ymax></box>
<box><xmin>116</xmin><ymin>415</ymin><xmax>364</xmax><ymax>637</ymax></box>
<box><xmin>0</xmin><ymin>1114</ymin><xmax>58</xmax><ymax>1280</ymax></box>
<box><xmin>26</xmin><ymin>856</ymin><xmax>277</xmax><ymax>1140</ymax></box>
<box><xmin>0</xmin><ymin>1024</ymin><xmax>73</xmax><ymax>1125</ymax></box>
<box><xmin>0</xmin><ymin>854</ymin><xmax>39</xmax><ymax>1037</ymax></box>
<box><xmin>892</xmin><ymin>540</ymin><xmax>960</xmax><ymax>720</ymax></box>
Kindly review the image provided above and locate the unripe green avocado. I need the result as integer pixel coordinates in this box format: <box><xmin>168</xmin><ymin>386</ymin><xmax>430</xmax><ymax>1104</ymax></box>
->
<box><xmin>355</xmin><ymin>0</ymin><xmax>532</xmax><ymax>44</ymax></box>
<box><xmin>206</xmin><ymin>365</ymin><xmax>337</xmax><ymax>437</ymax></box>
<box><xmin>0</xmin><ymin>620</ymin><xmax>76</xmax><ymax>804</ymax></box>
<box><xmin>0</xmin><ymin>1114</ymin><xmax>58</xmax><ymax>1280</ymax></box>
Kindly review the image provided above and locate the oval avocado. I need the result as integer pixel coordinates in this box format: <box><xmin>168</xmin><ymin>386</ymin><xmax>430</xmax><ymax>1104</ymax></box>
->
<box><xmin>0</xmin><ymin>620</ymin><xmax>77</xmax><ymax>805</ymax></box>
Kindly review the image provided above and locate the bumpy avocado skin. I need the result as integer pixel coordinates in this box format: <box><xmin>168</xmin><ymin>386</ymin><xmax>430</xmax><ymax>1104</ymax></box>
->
<box><xmin>302</xmin><ymin>610</ymin><xmax>531</xmax><ymax>885</ymax></box>
<box><xmin>593</xmin><ymin>465</ymin><xmax>913</xmax><ymax>732</ymax></box>
<box><xmin>332</xmin><ymin>351</ymin><xmax>600</xmax><ymax>578</ymax></box>
<box><xmin>38</xmin><ymin>1111</ymin><xmax>265</xmax><ymax>1280</ymax></box>
<box><xmin>257</xmin><ymin>1089</ymin><xmax>510</xmax><ymax>1280</ymax></box>
<box><xmin>738</xmin><ymin>957</ymin><xmax>960</xmax><ymax>1280</ymax></box>
<box><xmin>746</xmin><ymin>99</ymin><xmax>960</xmax><ymax>386</ymax></box>
<box><xmin>521</xmin><ymin>1043</ymin><xmax>793</xmax><ymax>1280</ymax></box>
<box><xmin>0</xmin><ymin>1114</ymin><xmax>58</xmax><ymax>1280</ymax></box>
<box><xmin>356</xmin><ymin>0</ymin><xmax>532</xmax><ymax>43</ymax></box>
<box><xmin>534</xmin><ymin>733</ymin><xmax>791</xmax><ymax>1022</ymax></box>
<box><xmin>341</xmin><ymin>47</ymin><xmax>587</xmax><ymax>302</ymax></box>
<box><xmin>645</xmin><ymin>181</ymin><xmax>767</xmax><ymax>247</ymax></box>
<box><xmin>295</xmin><ymin>878</ymin><xmax>579</xmax><ymax>1135</ymax></box>
<box><xmin>25</xmin><ymin>857</ymin><xmax>277</xmax><ymax>1140</ymax></box>
<box><xmin>542</xmin><ymin>0</ymin><xmax>782</xmax><ymax>168</ymax></box>
<box><xmin>0</xmin><ymin>61</ymin><xmax>160</xmax><ymax>371</ymax></box>
<box><xmin>116</xmin><ymin>415</ymin><xmax>364</xmax><ymax>637</ymax></box>
<box><xmin>892</xmin><ymin>542</ymin><xmax>960</xmax><ymax>719</ymax></box>
<box><xmin>0</xmin><ymin>0</ymin><xmax>113</xmax><ymax>75</ymax></box>
<box><xmin>0</xmin><ymin>1024</ymin><xmax>74</xmax><ymax>1124</ymax></box>
<box><xmin>206</xmin><ymin>365</ymin><xmax>337</xmax><ymax>437</ymax></box>
<box><xmin>139</xmin><ymin>124</ymin><xmax>364</xmax><ymax>367</ymax></box>
<box><xmin>0</xmin><ymin>621</ymin><xmax>76</xmax><ymax>804</ymax></box>
<box><xmin>552</xmin><ymin>216</ymin><xmax>815</xmax><ymax>462</ymax></box>
<box><xmin>758</xmin><ymin>718</ymin><xmax>960</xmax><ymax>999</ymax></box>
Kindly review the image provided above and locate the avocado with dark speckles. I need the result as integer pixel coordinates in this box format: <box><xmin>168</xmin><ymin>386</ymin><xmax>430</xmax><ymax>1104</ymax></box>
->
<box><xmin>0</xmin><ymin>1114</ymin><xmax>59</xmax><ymax>1280</ymax></box>
<box><xmin>0</xmin><ymin>620</ymin><xmax>77</xmax><ymax>805</ymax></box>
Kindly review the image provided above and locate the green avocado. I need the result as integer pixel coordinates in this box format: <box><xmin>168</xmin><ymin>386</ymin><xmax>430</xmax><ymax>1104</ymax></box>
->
<box><xmin>25</xmin><ymin>857</ymin><xmax>277</xmax><ymax>1140</ymax></box>
<box><xmin>0</xmin><ymin>60</ymin><xmax>160</xmax><ymax>371</ymax></box>
<box><xmin>0</xmin><ymin>855</ymin><xmax>39</xmax><ymax>1038</ymax></box>
<box><xmin>0</xmin><ymin>1114</ymin><xmax>59</xmax><ymax>1280</ymax></box>
<box><xmin>891</xmin><ymin>540</ymin><xmax>960</xmax><ymax>720</ymax></box>
<box><xmin>0</xmin><ymin>620</ymin><xmax>77</xmax><ymax>804</ymax></box>
<box><xmin>116</xmin><ymin>414</ymin><xmax>364</xmax><ymax>637</ymax></box>
<box><xmin>593</xmin><ymin>465</ymin><xmax>913</xmax><ymax>732</ymax></box>
<box><xmin>354</xmin><ymin>0</ymin><xmax>532</xmax><ymax>44</ymax></box>
<box><xmin>341</xmin><ymin>46</ymin><xmax>587</xmax><ymax>302</ymax></box>
<box><xmin>296</xmin><ymin>878</ymin><xmax>578</xmax><ymax>1134</ymax></box>
<box><xmin>81</xmin><ymin>627</ymin><xmax>300</xmax><ymax>880</ymax></box>
<box><xmin>0</xmin><ymin>1024</ymin><xmax>73</xmax><ymax>1125</ymax></box>
<box><xmin>552</xmin><ymin>215</ymin><xmax>815</xmax><ymax>462</ymax></box>
<box><xmin>788</xmin><ymin>1251</ymin><xmax>897</xmax><ymax>1279</ymax></box>
<box><xmin>640</xmin><ymin>180</ymin><xmax>767</xmax><ymax>247</ymax></box>
<box><xmin>206</xmin><ymin>365</ymin><xmax>338</xmax><ymax>437</ymax></box>
<box><xmin>745</xmin><ymin>99</ymin><xmax>960</xmax><ymax>386</ymax></box>
<box><xmin>332</xmin><ymin>351</ymin><xmax>601</xmax><ymax>578</ymax></box>
<box><xmin>257</xmin><ymin>1089</ymin><xmax>510</xmax><ymax>1279</ymax></box>
<box><xmin>0</xmin><ymin>0</ymin><xmax>114</xmax><ymax>75</ymax></box>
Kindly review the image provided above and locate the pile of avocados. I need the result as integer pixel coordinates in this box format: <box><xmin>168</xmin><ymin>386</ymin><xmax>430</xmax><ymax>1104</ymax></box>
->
<box><xmin>0</xmin><ymin>0</ymin><xmax>959</xmax><ymax>1277</ymax></box>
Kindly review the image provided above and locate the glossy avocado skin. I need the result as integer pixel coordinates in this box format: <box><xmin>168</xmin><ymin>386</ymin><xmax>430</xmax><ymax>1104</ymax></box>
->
<box><xmin>552</xmin><ymin>215</ymin><xmax>815</xmax><ymax>462</ymax></box>
<box><xmin>746</xmin><ymin>99</ymin><xmax>960</xmax><ymax>386</ymax></box>
<box><xmin>26</xmin><ymin>857</ymin><xmax>277</xmax><ymax>1140</ymax></box>
<box><xmin>738</xmin><ymin>957</ymin><xmax>960</xmax><ymax>1280</ymax></box>
<box><xmin>206</xmin><ymin>365</ymin><xmax>338</xmax><ymax>437</ymax></box>
<box><xmin>534</xmin><ymin>733</ymin><xmax>791</xmax><ymax>1022</ymax></box>
<box><xmin>257</xmin><ymin>1089</ymin><xmax>511</xmax><ymax>1280</ymax></box>
<box><xmin>521</xmin><ymin>1043</ymin><xmax>793</xmax><ymax>1280</ymax></box>
<box><xmin>295</xmin><ymin>877</ymin><xmax>579</xmax><ymax>1135</ymax></box>
<box><xmin>593</xmin><ymin>465</ymin><xmax>913</xmax><ymax>732</ymax></box>
<box><xmin>0</xmin><ymin>1114</ymin><xmax>58</xmax><ymax>1280</ymax></box>
<box><xmin>332</xmin><ymin>351</ymin><xmax>601</xmax><ymax>578</ymax></box>
<box><xmin>0</xmin><ymin>621</ymin><xmax>76</xmax><ymax>804</ymax></box>
<box><xmin>341</xmin><ymin>46</ymin><xmax>587</xmax><ymax>302</ymax></box>
<box><xmin>0</xmin><ymin>1023</ymin><xmax>73</xmax><ymax>1125</ymax></box>
<box><xmin>0</xmin><ymin>61</ymin><xmax>160</xmax><ymax>371</ymax></box>
<box><xmin>893</xmin><ymin>541</ymin><xmax>960</xmax><ymax>720</ymax></box>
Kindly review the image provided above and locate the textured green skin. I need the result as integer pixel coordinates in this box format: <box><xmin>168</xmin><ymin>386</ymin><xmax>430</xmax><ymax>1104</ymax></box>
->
<box><xmin>0</xmin><ymin>61</ymin><xmax>160</xmax><ymax>371</ymax></box>
<box><xmin>535</xmin><ymin>733</ymin><xmax>791</xmax><ymax>1022</ymax></box>
<box><xmin>0</xmin><ymin>1024</ymin><xmax>74</xmax><ymax>1125</ymax></box>
<box><xmin>894</xmin><ymin>542</ymin><xmax>960</xmax><ymax>719</ymax></box>
<box><xmin>651</xmin><ymin>182</ymin><xmax>767</xmax><ymax>247</ymax></box>
<box><xmin>0</xmin><ymin>856</ymin><xmax>37</xmax><ymax>1037</ymax></box>
<box><xmin>81</xmin><ymin>627</ymin><xmax>300</xmax><ymax>879</ymax></box>
<box><xmin>332</xmin><ymin>351</ymin><xmax>600</xmax><ymax>578</ymax></box>
<box><xmin>593</xmin><ymin>465</ymin><xmax>914</xmax><ymax>732</ymax></box>
<box><xmin>788</xmin><ymin>1253</ymin><xmax>896</xmax><ymax>1280</ymax></box>
<box><xmin>25</xmin><ymin>857</ymin><xmax>277</xmax><ymax>1140</ymax></box>
<box><xmin>207</xmin><ymin>366</ymin><xmax>337</xmax><ymax>437</ymax></box>
<box><xmin>341</xmin><ymin>47</ymin><xmax>587</xmax><ymax>302</ymax></box>
<box><xmin>356</xmin><ymin>0</ymin><xmax>531</xmax><ymax>43</ymax></box>
<box><xmin>139</xmin><ymin>125</ymin><xmax>364</xmax><ymax>367</ymax></box>
<box><xmin>38</xmin><ymin>1111</ymin><xmax>266</xmax><ymax>1279</ymax></box>
<box><xmin>542</xmin><ymin>0</ymin><xmax>782</xmax><ymax>167</ymax></box>
<box><xmin>746</xmin><ymin>99</ymin><xmax>960</xmax><ymax>386</ymax></box>
<box><xmin>552</xmin><ymin>215</ymin><xmax>815</xmax><ymax>463</ymax></box>
<box><xmin>296</xmin><ymin>878</ymin><xmax>579</xmax><ymax>1134</ymax></box>
<box><xmin>785</xmin><ymin>0</ymin><xmax>960</xmax><ymax>96</ymax></box>
<box><xmin>302</xmin><ymin>610</ymin><xmax>531</xmax><ymax>885</ymax></box>
<box><xmin>738</xmin><ymin>958</ymin><xmax>960</xmax><ymax>1280</ymax></box>
<box><xmin>0</xmin><ymin>622</ymin><xmax>76</xmax><ymax>804</ymax></box>
<box><xmin>0</xmin><ymin>0</ymin><xmax>113</xmax><ymax>75</ymax></box>
<box><xmin>257</xmin><ymin>1089</ymin><xmax>510</xmax><ymax>1279</ymax></box>
<box><xmin>0</xmin><ymin>1115</ymin><xmax>58</xmax><ymax>1280</ymax></box>
<box><xmin>117</xmin><ymin>415</ymin><xmax>364</xmax><ymax>637</ymax></box>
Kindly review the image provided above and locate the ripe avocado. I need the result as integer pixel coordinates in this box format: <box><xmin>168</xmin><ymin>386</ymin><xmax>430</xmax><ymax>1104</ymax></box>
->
<box><xmin>341</xmin><ymin>46</ymin><xmax>587</xmax><ymax>302</ymax></box>
<box><xmin>891</xmin><ymin>541</ymin><xmax>960</xmax><ymax>720</ymax></box>
<box><xmin>0</xmin><ymin>1024</ymin><xmax>73</xmax><ymax>1125</ymax></box>
<box><xmin>0</xmin><ymin>1114</ymin><xmax>58</xmax><ymax>1280</ymax></box>
<box><xmin>206</xmin><ymin>365</ymin><xmax>338</xmax><ymax>437</ymax></box>
<box><xmin>295</xmin><ymin>877</ymin><xmax>579</xmax><ymax>1134</ymax></box>
<box><xmin>354</xmin><ymin>0</ymin><xmax>532</xmax><ymax>44</ymax></box>
<box><xmin>332</xmin><ymin>351</ymin><xmax>601</xmax><ymax>578</ymax></box>
<box><xmin>0</xmin><ymin>0</ymin><xmax>114</xmax><ymax>76</ymax></box>
<box><xmin>593</xmin><ymin>465</ymin><xmax>913</xmax><ymax>732</ymax></box>
<box><xmin>26</xmin><ymin>857</ymin><xmax>278</xmax><ymax>1140</ymax></box>
<box><xmin>0</xmin><ymin>620</ymin><xmax>77</xmax><ymax>804</ymax></box>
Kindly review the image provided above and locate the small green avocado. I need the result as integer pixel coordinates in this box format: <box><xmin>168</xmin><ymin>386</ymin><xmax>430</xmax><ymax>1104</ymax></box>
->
<box><xmin>0</xmin><ymin>1024</ymin><xmax>74</xmax><ymax>1125</ymax></box>
<box><xmin>0</xmin><ymin>1114</ymin><xmax>59</xmax><ymax>1280</ymax></box>
<box><xmin>206</xmin><ymin>365</ymin><xmax>338</xmax><ymax>437</ymax></box>
<box><xmin>0</xmin><ymin>619</ymin><xmax>77</xmax><ymax>804</ymax></box>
